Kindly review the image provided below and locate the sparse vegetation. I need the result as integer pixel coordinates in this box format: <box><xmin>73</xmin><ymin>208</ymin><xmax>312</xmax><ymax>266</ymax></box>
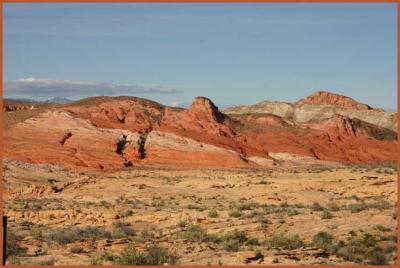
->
<box><xmin>114</xmin><ymin>244</ymin><xmax>178</xmax><ymax>265</ymax></box>
<box><xmin>177</xmin><ymin>226</ymin><xmax>214</xmax><ymax>243</ymax></box>
<box><xmin>219</xmin><ymin>229</ymin><xmax>249</xmax><ymax>252</ymax></box>
<box><xmin>269</xmin><ymin>234</ymin><xmax>304</xmax><ymax>250</ymax></box>
<box><xmin>5</xmin><ymin>163</ymin><xmax>396</xmax><ymax>265</ymax></box>
<box><xmin>321</xmin><ymin>209</ymin><xmax>333</xmax><ymax>219</ymax></box>
<box><xmin>45</xmin><ymin>226</ymin><xmax>112</xmax><ymax>244</ymax></box>
<box><xmin>311</xmin><ymin>202</ymin><xmax>324</xmax><ymax>211</ymax></box>
<box><xmin>208</xmin><ymin>209</ymin><xmax>219</xmax><ymax>218</ymax></box>
<box><xmin>312</xmin><ymin>232</ymin><xmax>333</xmax><ymax>251</ymax></box>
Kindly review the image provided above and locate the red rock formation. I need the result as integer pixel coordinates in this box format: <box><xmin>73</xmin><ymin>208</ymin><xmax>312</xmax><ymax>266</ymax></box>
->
<box><xmin>297</xmin><ymin>91</ymin><xmax>372</xmax><ymax>110</ymax></box>
<box><xmin>3</xmin><ymin>100</ymin><xmax>36</xmax><ymax>111</ymax></box>
<box><xmin>3</xmin><ymin>94</ymin><xmax>397</xmax><ymax>170</ymax></box>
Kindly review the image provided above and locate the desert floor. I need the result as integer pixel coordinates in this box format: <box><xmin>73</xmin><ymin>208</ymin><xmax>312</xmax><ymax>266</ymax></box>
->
<box><xmin>3</xmin><ymin>160</ymin><xmax>397</xmax><ymax>265</ymax></box>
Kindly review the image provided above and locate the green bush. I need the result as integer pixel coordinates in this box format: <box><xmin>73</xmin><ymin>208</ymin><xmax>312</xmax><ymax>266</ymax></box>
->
<box><xmin>219</xmin><ymin>229</ymin><xmax>248</xmax><ymax>252</ymax></box>
<box><xmin>312</xmin><ymin>232</ymin><xmax>333</xmax><ymax>251</ymax></box>
<box><xmin>177</xmin><ymin>226</ymin><xmax>212</xmax><ymax>243</ymax></box>
<box><xmin>311</xmin><ymin>202</ymin><xmax>324</xmax><ymax>211</ymax></box>
<box><xmin>208</xmin><ymin>209</ymin><xmax>219</xmax><ymax>218</ymax></box>
<box><xmin>368</xmin><ymin>199</ymin><xmax>391</xmax><ymax>211</ymax></box>
<box><xmin>269</xmin><ymin>234</ymin><xmax>304</xmax><ymax>250</ymax></box>
<box><xmin>115</xmin><ymin>245</ymin><xmax>178</xmax><ymax>265</ymax></box>
<box><xmin>70</xmin><ymin>246</ymin><xmax>85</xmax><ymax>254</ymax></box>
<box><xmin>228</xmin><ymin>209</ymin><xmax>242</xmax><ymax>218</ymax></box>
<box><xmin>361</xmin><ymin>233</ymin><xmax>377</xmax><ymax>247</ymax></box>
<box><xmin>326</xmin><ymin>202</ymin><xmax>340</xmax><ymax>212</ymax></box>
<box><xmin>374</xmin><ymin>225</ymin><xmax>391</xmax><ymax>232</ymax></box>
<box><xmin>348</xmin><ymin>202</ymin><xmax>367</xmax><ymax>213</ymax></box>
<box><xmin>287</xmin><ymin>208</ymin><xmax>300</xmax><ymax>217</ymax></box>
<box><xmin>321</xmin><ymin>210</ymin><xmax>333</xmax><ymax>219</ymax></box>
<box><xmin>46</xmin><ymin>226</ymin><xmax>112</xmax><ymax>244</ymax></box>
<box><xmin>7</xmin><ymin>228</ymin><xmax>27</xmax><ymax>258</ymax></box>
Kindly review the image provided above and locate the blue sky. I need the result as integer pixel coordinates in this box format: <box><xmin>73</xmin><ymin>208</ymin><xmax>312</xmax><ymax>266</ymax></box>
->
<box><xmin>3</xmin><ymin>3</ymin><xmax>397</xmax><ymax>109</ymax></box>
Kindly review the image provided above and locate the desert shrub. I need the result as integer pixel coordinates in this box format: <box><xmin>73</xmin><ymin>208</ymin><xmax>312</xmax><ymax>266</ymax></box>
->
<box><xmin>228</xmin><ymin>209</ymin><xmax>242</xmax><ymax>218</ymax></box>
<box><xmin>361</xmin><ymin>233</ymin><xmax>377</xmax><ymax>247</ymax></box>
<box><xmin>385</xmin><ymin>243</ymin><xmax>397</xmax><ymax>254</ymax></box>
<box><xmin>36</xmin><ymin>257</ymin><xmax>56</xmax><ymax>265</ymax></box>
<box><xmin>269</xmin><ymin>234</ymin><xmax>304</xmax><ymax>250</ymax></box>
<box><xmin>113</xmin><ymin>221</ymin><xmax>131</xmax><ymax>228</ymax></box>
<box><xmin>312</xmin><ymin>232</ymin><xmax>333</xmax><ymax>251</ymax></box>
<box><xmin>143</xmin><ymin>246</ymin><xmax>178</xmax><ymax>265</ymax></box>
<box><xmin>310</xmin><ymin>202</ymin><xmax>324</xmax><ymax>211</ymax></box>
<box><xmin>139</xmin><ymin>228</ymin><xmax>156</xmax><ymax>240</ymax></box>
<box><xmin>119</xmin><ymin>210</ymin><xmax>134</xmax><ymax>217</ymax></box>
<box><xmin>392</xmin><ymin>211</ymin><xmax>397</xmax><ymax>220</ymax></box>
<box><xmin>219</xmin><ymin>229</ymin><xmax>248</xmax><ymax>252</ymax></box>
<box><xmin>46</xmin><ymin>226</ymin><xmax>112</xmax><ymax>244</ymax></box>
<box><xmin>100</xmin><ymin>200</ymin><xmax>112</xmax><ymax>208</ymax></box>
<box><xmin>230</xmin><ymin>200</ymin><xmax>259</xmax><ymax>211</ymax></box>
<box><xmin>349</xmin><ymin>230</ymin><xmax>357</xmax><ymax>236</ymax></box>
<box><xmin>187</xmin><ymin>204</ymin><xmax>206</xmax><ymax>211</ymax></box>
<box><xmin>177</xmin><ymin>226</ymin><xmax>212</xmax><ymax>243</ymax></box>
<box><xmin>7</xmin><ymin>228</ymin><xmax>27</xmax><ymax>258</ymax></box>
<box><xmin>90</xmin><ymin>255</ymin><xmax>103</xmax><ymax>265</ymax></box>
<box><xmin>321</xmin><ymin>210</ymin><xmax>333</xmax><ymax>219</ymax></box>
<box><xmin>246</xmin><ymin>238</ymin><xmax>260</xmax><ymax>246</ymax></box>
<box><xmin>113</xmin><ymin>225</ymin><xmax>135</xmax><ymax>238</ymax></box>
<box><xmin>279</xmin><ymin>202</ymin><xmax>289</xmax><ymax>208</ymax></box>
<box><xmin>326</xmin><ymin>202</ymin><xmax>340</xmax><ymax>212</ymax></box>
<box><xmin>258</xmin><ymin>215</ymin><xmax>270</xmax><ymax>227</ymax></box>
<box><xmin>335</xmin><ymin>233</ymin><xmax>388</xmax><ymax>265</ymax></box>
<box><xmin>151</xmin><ymin>198</ymin><xmax>165</xmax><ymax>207</ymax></box>
<box><xmin>115</xmin><ymin>245</ymin><xmax>177</xmax><ymax>265</ymax></box>
<box><xmin>70</xmin><ymin>246</ymin><xmax>85</xmax><ymax>254</ymax></box>
<box><xmin>367</xmin><ymin>247</ymin><xmax>387</xmax><ymax>265</ymax></box>
<box><xmin>177</xmin><ymin>219</ymin><xmax>188</xmax><ymax>228</ymax></box>
<box><xmin>287</xmin><ymin>208</ymin><xmax>300</xmax><ymax>217</ymax></box>
<box><xmin>294</xmin><ymin>203</ymin><xmax>305</xmax><ymax>208</ymax></box>
<box><xmin>367</xmin><ymin>198</ymin><xmax>391</xmax><ymax>211</ymax></box>
<box><xmin>348</xmin><ymin>202</ymin><xmax>367</xmax><ymax>213</ymax></box>
<box><xmin>374</xmin><ymin>225</ymin><xmax>391</xmax><ymax>232</ymax></box>
<box><xmin>7</xmin><ymin>256</ymin><xmax>22</xmax><ymax>265</ymax></box>
<box><xmin>336</xmin><ymin>239</ymin><xmax>365</xmax><ymax>263</ymax></box>
<box><xmin>208</xmin><ymin>209</ymin><xmax>219</xmax><ymax>218</ymax></box>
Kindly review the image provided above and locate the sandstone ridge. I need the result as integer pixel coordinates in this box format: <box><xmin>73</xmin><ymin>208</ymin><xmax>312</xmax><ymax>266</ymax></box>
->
<box><xmin>3</xmin><ymin>92</ymin><xmax>397</xmax><ymax>170</ymax></box>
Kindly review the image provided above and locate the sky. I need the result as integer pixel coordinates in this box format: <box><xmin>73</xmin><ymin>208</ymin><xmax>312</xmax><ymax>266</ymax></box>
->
<box><xmin>3</xmin><ymin>3</ymin><xmax>397</xmax><ymax>109</ymax></box>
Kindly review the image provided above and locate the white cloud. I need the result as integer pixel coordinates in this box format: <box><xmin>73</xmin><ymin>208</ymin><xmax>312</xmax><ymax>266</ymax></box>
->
<box><xmin>169</xmin><ymin>101</ymin><xmax>182</xmax><ymax>107</ymax></box>
<box><xmin>4</xmin><ymin>77</ymin><xmax>183</xmax><ymax>100</ymax></box>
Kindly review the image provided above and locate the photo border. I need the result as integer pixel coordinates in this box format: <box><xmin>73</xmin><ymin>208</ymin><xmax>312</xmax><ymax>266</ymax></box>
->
<box><xmin>0</xmin><ymin>1</ymin><xmax>398</xmax><ymax>267</ymax></box>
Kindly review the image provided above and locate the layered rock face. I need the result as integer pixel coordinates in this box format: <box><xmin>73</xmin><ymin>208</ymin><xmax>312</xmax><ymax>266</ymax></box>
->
<box><xmin>225</xmin><ymin>91</ymin><xmax>397</xmax><ymax>131</ymax></box>
<box><xmin>296</xmin><ymin>91</ymin><xmax>372</xmax><ymax>110</ymax></box>
<box><xmin>3</xmin><ymin>92</ymin><xmax>398</xmax><ymax>170</ymax></box>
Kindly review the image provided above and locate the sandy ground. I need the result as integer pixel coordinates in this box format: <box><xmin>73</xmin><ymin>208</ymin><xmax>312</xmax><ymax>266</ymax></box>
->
<box><xmin>3</xmin><ymin>160</ymin><xmax>397</xmax><ymax>265</ymax></box>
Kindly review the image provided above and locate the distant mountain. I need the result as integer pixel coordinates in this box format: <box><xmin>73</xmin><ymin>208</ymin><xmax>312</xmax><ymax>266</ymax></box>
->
<box><xmin>44</xmin><ymin>97</ymin><xmax>73</xmax><ymax>104</ymax></box>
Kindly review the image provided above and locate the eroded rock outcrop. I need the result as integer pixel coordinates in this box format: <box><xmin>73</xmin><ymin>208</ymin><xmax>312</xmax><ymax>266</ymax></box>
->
<box><xmin>296</xmin><ymin>91</ymin><xmax>372</xmax><ymax>110</ymax></box>
<box><xmin>3</xmin><ymin>92</ymin><xmax>398</xmax><ymax>170</ymax></box>
<box><xmin>224</xmin><ymin>91</ymin><xmax>397</xmax><ymax>131</ymax></box>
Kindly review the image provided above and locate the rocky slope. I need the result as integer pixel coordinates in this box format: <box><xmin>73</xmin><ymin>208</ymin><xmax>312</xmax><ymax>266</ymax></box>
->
<box><xmin>296</xmin><ymin>91</ymin><xmax>372</xmax><ymax>110</ymax></box>
<box><xmin>224</xmin><ymin>91</ymin><xmax>397</xmax><ymax>131</ymax></box>
<box><xmin>3</xmin><ymin>92</ymin><xmax>398</xmax><ymax>170</ymax></box>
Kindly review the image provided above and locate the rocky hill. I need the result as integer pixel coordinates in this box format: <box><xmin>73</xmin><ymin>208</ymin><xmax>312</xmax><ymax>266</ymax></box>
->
<box><xmin>3</xmin><ymin>92</ymin><xmax>397</xmax><ymax>170</ymax></box>
<box><xmin>224</xmin><ymin>91</ymin><xmax>397</xmax><ymax>131</ymax></box>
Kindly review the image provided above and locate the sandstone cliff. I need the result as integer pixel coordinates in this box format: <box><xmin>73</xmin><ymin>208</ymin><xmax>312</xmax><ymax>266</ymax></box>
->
<box><xmin>3</xmin><ymin>92</ymin><xmax>397</xmax><ymax>170</ymax></box>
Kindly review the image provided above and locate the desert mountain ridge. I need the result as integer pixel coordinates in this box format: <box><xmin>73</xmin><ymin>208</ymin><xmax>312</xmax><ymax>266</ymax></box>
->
<box><xmin>3</xmin><ymin>91</ymin><xmax>398</xmax><ymax>170</ymax></box>
<box><xmin>296</xmin><ymin>91</ymin><xmax>373</xmax><ymax>110</ymax></box>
